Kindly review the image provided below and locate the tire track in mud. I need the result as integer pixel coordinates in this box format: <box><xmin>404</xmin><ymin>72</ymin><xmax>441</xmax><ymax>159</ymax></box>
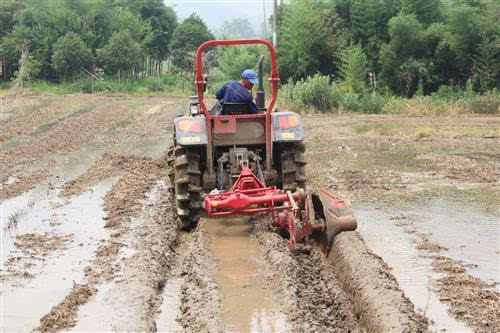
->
<box><xmin>72</xmin><ymin>180</ymin><xmax>180</xmax><ymax>331</ymax></box>
<box><xmin>35</xmin><ymin>154</ymin><xmax>169</xmax><ymax>332</ymax></box>
<box><xmin>252</xmin><ymin>223</ymin><xmax>362</xmax><ymax>332</ymax></box>
<box><xmin>162</xmin><ymin>225</ymin><xmax>223</xmax><ymax>332</ymax></box>
<box><xmin>250</xmin><ymin>215</ymin><xmax>429</xmax><ymax>333</ymax></box>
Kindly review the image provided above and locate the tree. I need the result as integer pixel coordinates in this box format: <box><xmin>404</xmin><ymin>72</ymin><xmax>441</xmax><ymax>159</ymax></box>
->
<box><xmin>13</xmin><ymin>46</ymin><xmax>41</xmax><ymax>88</ymax></box>
<box><xmin>0</xmin><ymin>0</ymin><xmax>25</xmax><ymax>40</ymax></box>
<box><xmin>379</xmin><ymin>14</ymin><xmax>427</xmax><ymax>96</ymax></box>
<box><xmin>97</xmin><ymin>30</ymin><xmax>142</xmax><ymax>80</ymax></box>
<box><xmin>52</xmin><ymin>32</ymin><xmax>93</xmax><ymax>79</ymax></box>
<box><xmin>432</xmin><ymin>4</ymin><xmax>485</xmax><ymax>87</ymax></box>
<box><xmin>349</xmin><ymin>0</ymin><xmax>400</xmax><ymax>72</ymax></box>
<box><xmin>217</xmin><ymin>45</ymin><xmax>264</xmax><ymax>82</ymax></box>
<box><xmin>401</xmin><ymin>0</ymin><xmax>443</xmax><ymax>26</ymax></box>
<box><xmin>474</xmin><ymin>38</ymin><xmax>500</xmax><ymax>92</ymax></box>
<box><xmin>169</xmin><ymin>14</ymin><xmax>214</xmax><ymax>71</ymax></box>
<box><xmin>339</xmin><ymin>43</ymin><xmax>368</xmax><ymax>93</ymax></box>
<box><xmin>278</xmin><ymin>0</ymin><xmax>347</xmax><ymax>82</ymax></box>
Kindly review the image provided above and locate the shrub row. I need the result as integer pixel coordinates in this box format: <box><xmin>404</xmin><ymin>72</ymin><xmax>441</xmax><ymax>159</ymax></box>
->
<box><xmin>280</xmin><ymin>74</ymin><xmax>499</xmax><ymax>115</ymax></box>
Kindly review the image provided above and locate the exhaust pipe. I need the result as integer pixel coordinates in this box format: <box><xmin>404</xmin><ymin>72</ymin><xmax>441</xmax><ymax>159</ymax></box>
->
<box><xmin>256</xmin><ymin>55</ymin><xmax>265</xmax><ymax>110</ymax></box>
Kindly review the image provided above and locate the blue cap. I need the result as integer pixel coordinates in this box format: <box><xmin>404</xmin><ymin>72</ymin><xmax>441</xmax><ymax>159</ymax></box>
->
<box><xmin>242</xmin><ymin>69</ymin><xmax>259</xmax><ymax>85</ymax></box>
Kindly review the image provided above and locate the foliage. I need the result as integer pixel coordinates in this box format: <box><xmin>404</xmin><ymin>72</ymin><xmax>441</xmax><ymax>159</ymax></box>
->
<box><xmin>124</xmin><ymin>0</ymin><xmax>178</xmax><ymax>60</ymax></box>
<box><xmin>0</xmin><ymin>0</ymin><xmax>179</xmax><ymax>81</ymax></box>
<box><xmin>14</xmin><ymin>48</ymin><xmax>41</xmax><ymax>87</ymax></box>
<box><xmin>97</xmin><ymin>31</ymin><xmax>142</xmax><ymax>79</ymax></box>
<box><xmin>467</xmin><ymin>93</ymin><xmax>500</xmax><ymax>114</ymax></box>
<box><xmin>169</xmin><ymin>14</ymin><xmax>214</xmax><ymax>71</ymax></box>
<box><xmin>52</xmin><ymin>32</ymin><xmax>93</xmax><ymax>79</ymax></box>
<box><xmin>474</xmin><ymin>37</ymin><xmax>500</xmax><ymax>93</ymax></box>
<box><xmin>339</xmin><ymin>43</ymin><xmax>368</xmax><ymax>93</ymax></box>
<box><xmin>278</xmin><ymin>0</ymin><xmax>347</xmax><ymax>82</ymax></box>
<box><xmin>215</xmin><ymin>45</ymin><xmax>266</xmax><ymax>83</ymax></box>
<box><xmin>285</xmin><ymin>74</ymin><xmax>338</xmax><ymax>112</ymax></box>
<box><xmin>1</xmin><ymin>0</ymin><xmax>498</xmax><ymax>106</ymax></box>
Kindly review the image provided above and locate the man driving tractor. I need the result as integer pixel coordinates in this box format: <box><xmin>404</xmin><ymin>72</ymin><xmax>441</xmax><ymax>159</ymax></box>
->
<box><xmin>213</xmin><ymin>69</ymin><xmax>259</xmax><ymax>114</ymax></box>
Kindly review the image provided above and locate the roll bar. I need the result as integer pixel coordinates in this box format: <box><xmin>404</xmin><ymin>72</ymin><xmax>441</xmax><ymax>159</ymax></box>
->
<box><xmin>195</xmin><ymin>39</ymin><xmax>279</xmax><ymax>117</ymax></box>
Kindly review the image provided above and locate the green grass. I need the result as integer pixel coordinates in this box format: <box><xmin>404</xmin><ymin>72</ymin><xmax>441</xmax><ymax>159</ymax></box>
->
<box><xmin>13</xmin><ymin>76</ymin><xmax>194</xmax><ymax>96</ymax></box>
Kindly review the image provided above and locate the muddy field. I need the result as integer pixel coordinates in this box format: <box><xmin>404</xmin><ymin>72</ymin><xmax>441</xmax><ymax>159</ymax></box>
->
<box><xmin>1</xmin><ymin>92</ymin><xmax>498</xmax><ymax>332</ymax></box>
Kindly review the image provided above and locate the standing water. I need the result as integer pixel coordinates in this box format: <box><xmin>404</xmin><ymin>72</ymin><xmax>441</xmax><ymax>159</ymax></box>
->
<box><xmin>204</xmin><ymin>217</ymin><xmax>290</xmax><ymax>333</ymax></box>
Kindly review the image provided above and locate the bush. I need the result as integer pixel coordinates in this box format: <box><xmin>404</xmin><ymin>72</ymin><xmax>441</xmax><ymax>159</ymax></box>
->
<box><xmin>280</xmin><ymin>74</ymin><xmax>386</xmax><ymax>113</ymax></box>
<box><xmin>281</xmin><ymin>74</ymin><xmax>337</xmax><ymax>112</ymax></box>
<box><xmin>431</xmin><ymin>83</ymin><xmax>477</xmax><ymax>104</ymax></box>
<box><xmin>467</xmin><ymin>93</ymin><xmax>500</xmax><ymax>114</ymax></box>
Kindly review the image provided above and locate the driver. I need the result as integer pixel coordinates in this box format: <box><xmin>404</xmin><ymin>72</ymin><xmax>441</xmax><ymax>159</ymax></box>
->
<box><xmin>214</xmin><ymin>69</ymin><xmax>259</xmax><ymax>114</ymax></box>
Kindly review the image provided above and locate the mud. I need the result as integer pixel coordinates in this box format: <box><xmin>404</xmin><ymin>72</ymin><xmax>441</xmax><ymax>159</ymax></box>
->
<box><xmin>2</xmin><ymin>94</ymin><xmax>498</xmax><ymax>332</ymax></box>
<box><xmin>249</xmin><ymin>215</ymin><xmax>362</xmax><ymax>332</ymax></box>
<box><xmin>305</xmin><ymin>113</ymin><xmax>499</xmax><ymax>332</ymax></box>
<box><xmin>72</xmin><ymin>181</ymin><xmax>179</xmax><ymax>331</ymax></box>
<box><xmin>424</xmin><ymin>254</ymin><xmax>500</xmax><ymax>332</ymax></box>
<box><xmin>1</xmin><ymin>95</ymin><xmax>175</xmax><ymax>200</ymax></box>
<box><xmin>433</xmin><ymin>267</ymin><xmax>499</xmax><ymax>333</ymax></box>
<box><xmin>204</xmin><ymin>217</ymin><xmax>289</xmax><ymax>332</ymax></box>
<box><xmin>36</xmin><ymin>283</ymin><xmax>97</xmax><ymax>332</ymax></box>
<box><xmin>176</xmin><ymin>224</ymin><xmax>223</xmax><ymax>332</ymax></box>
<box><xmin>1</xmin><ymin>233</ymin><xmax>72</xmax><ymax>283</ymax></box>
<box><xmin>30</xmin><ymin>153</ymin><xmax>167</xmax><ymax>331</ymax></box>
<box><xmin>329</xmin><ymin>232</ymin><xmax>428</xmax><ymax>333</ymax></box>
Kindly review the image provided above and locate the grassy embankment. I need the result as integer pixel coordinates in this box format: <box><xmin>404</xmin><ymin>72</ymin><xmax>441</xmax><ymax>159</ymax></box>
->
<box><xmin>1</xmin><ymin>75</ymin><xmax>498</xmax><ymax>117</ymax></box>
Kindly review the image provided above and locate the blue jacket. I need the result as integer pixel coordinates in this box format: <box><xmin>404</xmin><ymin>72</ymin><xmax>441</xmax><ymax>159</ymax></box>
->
<box><xmin>215</xmin><ymin>81</ymin><xmax>258</xmax><ymax>114</ymax></box>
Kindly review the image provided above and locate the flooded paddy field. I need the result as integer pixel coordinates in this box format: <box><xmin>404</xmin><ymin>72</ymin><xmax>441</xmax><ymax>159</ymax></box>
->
<box><xmin>1</xmin><ymin>92</ymin><xmax>498</xmax><ymax>332</ymax></box>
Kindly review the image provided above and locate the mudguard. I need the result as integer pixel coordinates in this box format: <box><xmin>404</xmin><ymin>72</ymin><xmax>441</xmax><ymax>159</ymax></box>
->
<box><xmin>174</xmin><ymin>116</ymin><xmax>208</xmax><ymax>146</ymax></box>
<box><xmin>271</xmin><ymin>111</ymin><xmax>304</xmax><ymax>142</ymax></box>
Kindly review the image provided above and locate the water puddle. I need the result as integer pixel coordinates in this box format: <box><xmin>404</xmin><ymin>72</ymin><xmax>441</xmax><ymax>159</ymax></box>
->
<box><xmin>356</xmin><ymin>204</ymin><xmax>473</xmax><ymax>332</ymax></box>
<box><xmin>72</xmin><ymin>181</ymin><xmax>164</xmax><ymax>332</ymax></box>
<box><xmin>204</xmin><ymin>217</ymin><xmax>289</xmax><ymax>333</ymax></box>
<box><xmin>0</xmin><ymin>179</ymin><xmax>115</xmax><ymax>332</ymax></box>
<box><xmin>156</xmin><ymin>277</ymin><xmax>183</xmax><ymax>333</ymax></box>
<box><xmin>404</xmin><ymin>199</ymin><xmax>499</xmax><ymax>286</ymax></box>
<box><xmin>51</xmin><ymin>143</ymin><xmax>105</xmax><ymax>182</ymax></box>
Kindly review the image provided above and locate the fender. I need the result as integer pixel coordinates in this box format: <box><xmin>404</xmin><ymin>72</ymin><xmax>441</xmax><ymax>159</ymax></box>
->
<box><xmin>271</xmin><ymin>111</ymin><xmax>304</xmax><ymax>142</ymax></box>
<box><xmin>174</xmin><ymin>116</ymin><xmax>208</xmax><ymax>146</ymax></box>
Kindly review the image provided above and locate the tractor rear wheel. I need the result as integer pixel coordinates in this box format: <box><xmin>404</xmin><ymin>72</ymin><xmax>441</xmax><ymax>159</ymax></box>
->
<box><xmin>170</xmin><ymin>147</ymin><xmax>202</xmax><ymax>230</ymax></box>
<box><xmin>280</xmin><ymin>142</ymin><xmax>307</xmax><ymax>191</ymax></box>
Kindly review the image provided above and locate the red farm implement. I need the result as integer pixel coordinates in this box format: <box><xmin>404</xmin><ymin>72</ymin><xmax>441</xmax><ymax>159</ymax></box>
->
<box><xmin>167</xmin><ymin>39</ymin><xmax>357</xmax><ymax>253</ymax></box>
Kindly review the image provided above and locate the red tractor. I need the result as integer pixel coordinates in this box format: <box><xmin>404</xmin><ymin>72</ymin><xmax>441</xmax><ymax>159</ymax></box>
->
<box><xmin>167</xmin><ymin>39</ymin><xmax>356</xmax><ymax>252</ymax></box>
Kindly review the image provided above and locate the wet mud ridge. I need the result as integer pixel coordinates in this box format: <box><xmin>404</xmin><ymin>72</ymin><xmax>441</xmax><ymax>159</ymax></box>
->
<box><xmin>31</xmin><ymin>154</ymin><xmax>173</xmax><ymax>332</ymax></box>
<box><xmin>250</xmin><ymin>215</ymin><xmax>428</xmax><ymax>333</ymax></box>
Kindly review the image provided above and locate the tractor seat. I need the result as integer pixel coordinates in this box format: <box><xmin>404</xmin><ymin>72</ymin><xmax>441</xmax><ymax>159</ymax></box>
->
<box><xmin>221</xmin><ymin>102</ymin><xmax>249</xmax><ymax>115</ymax></box>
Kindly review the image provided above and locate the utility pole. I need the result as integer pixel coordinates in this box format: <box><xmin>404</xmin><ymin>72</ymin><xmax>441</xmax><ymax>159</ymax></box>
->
<box><xmin>273</xmin><ymin>0</ymin><xmax>278</xmax><ymax>47</ymax></box>
<box><xmin>262</xmin><ymin>0</ymin><xmax>267</xmax><ymax>39</ymax></box>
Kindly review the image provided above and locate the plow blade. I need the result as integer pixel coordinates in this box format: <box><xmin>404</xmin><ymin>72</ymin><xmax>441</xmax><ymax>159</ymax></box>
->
<box><xmin>310</xmin><ymin>190</ymin><xmax>357</xmax><ymax>256</ymax></box>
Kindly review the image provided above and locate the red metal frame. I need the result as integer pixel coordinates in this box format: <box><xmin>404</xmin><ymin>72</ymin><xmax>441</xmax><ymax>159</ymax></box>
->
<box><xmin>204</xmin><ymin>165</ymin><xmax>302</xmax><ymax>217</ymax></box>
<box><xmin>205</xmin><ymin>165</ymin><xmax>309</xmax><ymax>249</ymax></box>
<box><xmin>195</xmin><ymin>39</ymin><xmax>279</xmax><ymax>177</ymax></box>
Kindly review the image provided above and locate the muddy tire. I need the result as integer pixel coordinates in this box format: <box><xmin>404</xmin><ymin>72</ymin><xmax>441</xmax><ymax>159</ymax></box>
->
<box><xmin>172</xmin><ymin>147</ymin><xmax>202</xmax><ymax>230</ymax></box>
<box><xmin>280</xmin><ymin>142</ymin><xmax>307</xmax><ymax>191</ymax></box>
<box><xmin>166</xmin><ymin>145</ymin><xmax>175</xmax><ymax>191</ymax></box>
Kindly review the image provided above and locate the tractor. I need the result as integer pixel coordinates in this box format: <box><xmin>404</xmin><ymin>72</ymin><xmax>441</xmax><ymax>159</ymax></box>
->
<box><xmin>167</xmin><ymin>39</ymin><xmax>356</xmax><ymax>253</ymax></box>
